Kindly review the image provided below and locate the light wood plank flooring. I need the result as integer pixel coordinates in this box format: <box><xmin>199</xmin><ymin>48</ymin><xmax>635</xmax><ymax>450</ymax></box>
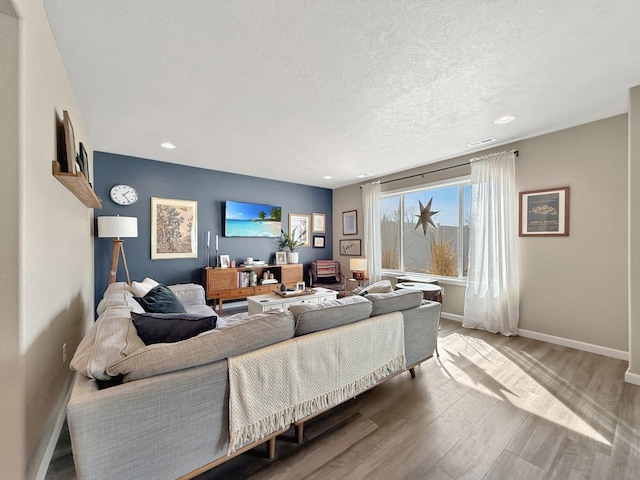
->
<box><xmin>195</xmin><ymin>319</ymin><xmax>640</xmax><ymax>480</ymax></box>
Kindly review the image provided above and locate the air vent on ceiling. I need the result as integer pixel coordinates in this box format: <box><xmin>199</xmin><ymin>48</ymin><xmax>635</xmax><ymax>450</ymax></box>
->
<box><xmin>467</xmin><ymin>137</ymin><xmax>497</xmax><ymax>148</ymax></box>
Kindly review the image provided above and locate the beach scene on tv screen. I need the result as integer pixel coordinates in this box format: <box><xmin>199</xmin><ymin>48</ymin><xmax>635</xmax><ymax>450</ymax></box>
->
<box><xmin>225</xmin><ymin>201</ymin><xmax>282</xmax><ymax>237</ymax></box>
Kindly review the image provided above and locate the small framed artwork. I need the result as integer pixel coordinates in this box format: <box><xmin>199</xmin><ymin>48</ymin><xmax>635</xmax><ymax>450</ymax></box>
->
<box><xmin>151</xmin><ymin>197</ymin><xmax>198</xmax><ymax>259</ymax></box>
<box><xmin>312</xmin><ymin>212</ymin><xmax>326</xmax><ymax>233</ymax></box>
<box><xmin>519</xmin><ymin>186</ymin><xmax>570</xmax><ymax>237</ymax></box>
<box><xmin>342</xmin><ymin>210</ymin><xmax>357</xmax><ymax>235</ymax></box>
<box><xmin>313</xmin><ymin>235</ymin><xmax>325</xmax><ymax>248</ymax></box>
<box><xmin>339</xmin><ymin>239</ymin><xmax>362</xmax><ymax>256</ymax></box>
<box><xmin>77</xmin><ymin>142</ymin><xmax>89</xmax><ymax>182</ymax></box>
<box><xmin>275</xmin><ymin>251</ymin><xmax>287</xmax><ymax>265</ymax></box>
<box><xmin>296</xmin><ymin>281</ymin><xmax>306</xmax><ymax>291</ymax></box>
<box><xmin>289</xmin><ymin>213</ymin><xmax>311</xmax><ymax>247</ymax></box>
<box><xmin>220</xmin><ymin>255</ymin><xmax>230</xmax><ymax>268</ymax></box>
<box><xmin>63</xmin><ymin>110</ymin><xmax>76</xmax><ymax>174</ymax></box>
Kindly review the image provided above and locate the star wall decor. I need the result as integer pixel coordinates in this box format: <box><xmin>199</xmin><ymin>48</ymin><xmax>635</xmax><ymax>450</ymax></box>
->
<box><xmin>415</xmin><ymin>198</ymin><xmax>439</xmax><ymax>235</ymax></box>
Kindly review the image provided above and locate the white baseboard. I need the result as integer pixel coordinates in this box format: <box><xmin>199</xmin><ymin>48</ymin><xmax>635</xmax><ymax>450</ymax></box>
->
<box><xmin>440</xmin><ymin>312</ymin><xmax>629</xmax><ymax>362</ymax></box>
<box><xmin>625</xmin><ymin>368</ymin><xmax>640</xmax><ymax>386</ymax></box>
<box><xmin>518</xmin><ymin>329</ymin><xmax>629</xmax><ymax>361</ymax></box>
<box><xmin>34</xmin><ymin>374</ymin><xmax>74</xmax><ymax>480</ymax></box>
<box><xmin>441</xmin><ymin>312</ymin><xmax>463</xmax><ymax>322</ymax></box>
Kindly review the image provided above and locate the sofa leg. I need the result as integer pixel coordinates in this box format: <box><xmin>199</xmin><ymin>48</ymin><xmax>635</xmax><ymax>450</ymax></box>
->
<box><xmin>296</xmin><ymin>423</ymin><xmax>304</xmax><ymax>444</ymax></box>
<box><xmin>409</xmin><ymin>367</ymin><xmax>416</xmax><ymax>378</ymax></box>
<box><xmin>267</xmin><ymin>437</ymin><xmax>276</xmax><ymax>459</ymax></box>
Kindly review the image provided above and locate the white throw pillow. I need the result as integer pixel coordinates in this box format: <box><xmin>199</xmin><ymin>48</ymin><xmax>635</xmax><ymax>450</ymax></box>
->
<box><xmin>131</xmin><ymin>277</ymin><xmax>160</xmax><ymax>297</ymax></box>
<box><xmin>362</xmin><ymin>280</ymin><xmax>393</xmax><ymax>294</ymax></box>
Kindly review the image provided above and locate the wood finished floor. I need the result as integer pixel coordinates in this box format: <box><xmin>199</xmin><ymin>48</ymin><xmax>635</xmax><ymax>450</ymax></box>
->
<box><xmin>47</xmin><ymin>319</ymin><xmax>640</xmax><ymax>479</ymax></box>
<box><xmin>196</xmin><ymin>319</ymin><xmax>640</xmax><ymax>480</ymax></box>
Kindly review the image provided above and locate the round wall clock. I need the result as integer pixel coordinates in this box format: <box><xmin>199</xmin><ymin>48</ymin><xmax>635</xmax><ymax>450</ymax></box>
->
<box><xmin>109</xmin><ymin>184</ymin><xmax>138</xmax><ymax>206</ymax></box>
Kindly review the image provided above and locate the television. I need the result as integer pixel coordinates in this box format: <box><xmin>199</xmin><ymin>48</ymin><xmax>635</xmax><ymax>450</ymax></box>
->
<box><xmin>224</xmin><ymin>200</ymin><xmax>282</xmax><ymax>238</ymax></box>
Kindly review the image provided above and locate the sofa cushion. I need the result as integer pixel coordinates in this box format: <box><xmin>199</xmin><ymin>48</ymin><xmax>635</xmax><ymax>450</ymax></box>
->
<box><xmin>360</xmin><ymin>279</ymin><xmax>393</xmax><ymax>295</ymax></box>
<box><xmin>134</xmin><ymin>284</ymin><xmax>187</xmax><ymax>313</ymax></box>
<box><xmin>70</xmin><ymin>306</ymin><xmax>146</xmax><ymax>381</ymax></box>
<box><xmin>131</xmin><ymin>277</ymin><xmax>159</xmax><ymax>297</ymax></box>
<box><xmin>107</xmin><ymin>310</ymin><xmax>295</xmax><ymax>382</ymax></box>
<box><xmin>168</xmin><ymin>283</ymin><xmax>206</xmax><ymax>307</ymax></box>
<box><xmin>131</xmin><ymin>312</ymin><xmax>217</xmax><ymax>345</ymax></box>
<box><xmin>366</xmin><ymin>289</ymin><xmax>424</xmax><ymax>317</ymax></box>
<box><xmin>288</xmin><ymin>296</ymin><xmax>373</xmax><ymax>336</ymax></box>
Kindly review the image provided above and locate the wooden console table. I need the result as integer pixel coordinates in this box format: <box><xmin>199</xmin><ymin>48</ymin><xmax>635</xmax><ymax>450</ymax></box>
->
<box><xmin>202</xmin><ymin>264</ymin><xmax>303</xmax><ymax>314</ymax></box>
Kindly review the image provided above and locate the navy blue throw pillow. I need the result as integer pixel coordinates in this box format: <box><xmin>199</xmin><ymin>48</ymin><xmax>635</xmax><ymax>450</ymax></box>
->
<box><xmin>134</xmin><ymin>284</ymin><xmax>187</xmax><ymax>314</ymax></box>
<box><xmin>131</xmin><ymin>312</ymin><xmax>217</xmax><ymax>344</ymax></box>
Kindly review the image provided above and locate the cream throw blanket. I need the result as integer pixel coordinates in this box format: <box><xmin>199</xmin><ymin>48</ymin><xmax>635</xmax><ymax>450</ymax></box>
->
<box><xmin>228</xmin><ymin>312</ymin><xmax>405</xmax><ymax>453</ymax></box>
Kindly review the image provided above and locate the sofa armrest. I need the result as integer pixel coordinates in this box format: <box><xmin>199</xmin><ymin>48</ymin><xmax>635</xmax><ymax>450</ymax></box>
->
<box><xmin>169</xmin><ymin>283</ymin><xmax>206</xmax><ymax>307</ymax></box>
<box><xmin>67</xmin><ymin>361</ymin><xmax>230</xmax><ymax>480</ymax></box>
<box><xmin>402</xmin><ymin>301</ymin><xmax>441</xmax><ymax>366</ymax></box>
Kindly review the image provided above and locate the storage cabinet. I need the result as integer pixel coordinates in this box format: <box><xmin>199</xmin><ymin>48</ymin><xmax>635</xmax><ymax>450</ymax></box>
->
<box><xmin>202</xmin><ymin>264</ymin><xmax>303</xmax><ymax>314</ymax></box>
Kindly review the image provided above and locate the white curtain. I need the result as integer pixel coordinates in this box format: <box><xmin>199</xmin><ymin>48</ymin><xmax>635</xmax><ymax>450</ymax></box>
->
<box><xmin>362</xmin><ymin>182</ymin><xmax>382</xmax><ymax>282</ymax></box>
<box><xmin>463</xmin><ymin>151</ymin><xmax>520</xmax><ymax>336</ymax></box>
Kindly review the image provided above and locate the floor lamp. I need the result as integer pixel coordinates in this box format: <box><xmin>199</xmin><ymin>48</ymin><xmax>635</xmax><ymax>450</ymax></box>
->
<box><xmin>97</xmin><ymin>216</ymin><xmax>138</xmax><ymax>285</ymax></box>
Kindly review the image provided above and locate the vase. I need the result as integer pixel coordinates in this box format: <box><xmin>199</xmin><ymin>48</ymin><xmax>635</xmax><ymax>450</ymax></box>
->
<box><xmin>287</xmin><ymin>252</ymin><xmax>299</xmax><ymax>264</ymax></box>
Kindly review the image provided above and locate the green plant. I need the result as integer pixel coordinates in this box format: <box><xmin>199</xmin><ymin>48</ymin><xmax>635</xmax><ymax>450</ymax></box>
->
<box><xmin>278</xmin><ymin>227</ymin><xmax>306</xmax><ymax>252</ymax></box>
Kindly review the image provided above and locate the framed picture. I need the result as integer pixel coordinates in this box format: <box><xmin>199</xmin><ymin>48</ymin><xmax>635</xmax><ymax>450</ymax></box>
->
<box><xmin>219</xmin><ymin>255</ymin><xmax>230</xmax><ymax>268</ymax></box>
<box><xmin>289</xmin><ymin>213</ymin><xmax>310</xmax><ymax>247</ymax></box>
<box><xmin>313</xmin><ymin>235</ymin><xmax>325</xmax><ymax>248</ymax></box>
<box><xmin>342</xmin><ymin>210</ymin><xmax>357</xmax><ymax>235</ymax></box>
<box><xmin>339</xmin><ymin>238</ymin><xmax>361</xmax><ymax>256</ymax></box>
<box><xmin>275</xmin><ymin>251</ymin><xmax>287</xmax><ymax>265</ymax></box>
<box><xmin>63</xmin><ymin>110</ymin><xmax>76</xmax><ymax>174</ymax></box>
<box><xmin>151</xmin><ymin>197</ymin><xmax>198</xmax><ymax>259</ymax></box>
<box><xmin>296</xmin><ymin>281</ymin><xmax>306</xmax><ymax>291</ymax></box>
<box><xmin>519</xmin><ymin>186</ymin><xmax>570</xmax><ymax>237</ymax></box>
<box><xmin>312</xmin><ymin>212</ymin><xmax>326</xmax><ymax>233</ymax></box>
<box><xmin>77</xmin><ymin>142</ymin><xmax>89</xmax><ymax>182</ymax></box>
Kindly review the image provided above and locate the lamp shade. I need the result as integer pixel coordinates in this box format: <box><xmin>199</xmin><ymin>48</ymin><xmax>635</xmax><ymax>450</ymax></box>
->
<box><xmin>97</xmin><ymin>216</ymin><xmax>138</xmax><ymax>238</ymax></box>
<box><xmin>350</xmin><ymin>258</ymin><xmax>367</xmax><ymax>271</ymax></box>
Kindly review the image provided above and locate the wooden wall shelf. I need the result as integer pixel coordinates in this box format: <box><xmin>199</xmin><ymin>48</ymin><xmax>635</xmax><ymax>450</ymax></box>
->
<box><xmin>52</xmin><ymin>161</ymin><xmax>102</xmax><ymax>209</ymax></box>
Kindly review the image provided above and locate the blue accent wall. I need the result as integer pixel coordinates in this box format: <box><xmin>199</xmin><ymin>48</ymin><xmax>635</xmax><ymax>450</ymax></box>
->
<box><xmin>94</xmin><ymin>152</ymin><xmax>333</xmax><ymax>307</ymax></box>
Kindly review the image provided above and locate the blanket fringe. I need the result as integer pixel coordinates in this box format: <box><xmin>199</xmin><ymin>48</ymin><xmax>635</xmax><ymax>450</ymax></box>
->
<box><xmin>228</xmin><ymin>353</ymin><xmax>406</xmax><ymax>453</ymax></box>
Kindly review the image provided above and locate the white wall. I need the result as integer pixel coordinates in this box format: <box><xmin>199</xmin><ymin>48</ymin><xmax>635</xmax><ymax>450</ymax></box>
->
<box><xmin>334</xmin><ymin>115</ymin><xmax>629</xmax><ymax>353</ymax></box>
<box><xmin>3</xmin><ymin>1</ymin><xmax>96</xmax><ymax>477</ymax></box>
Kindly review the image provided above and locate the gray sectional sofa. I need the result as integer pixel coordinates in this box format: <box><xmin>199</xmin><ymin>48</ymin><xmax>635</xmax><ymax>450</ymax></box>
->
<box><xmin>67</xmin><ymin>281</ymin><xmax>440</xmax><ymax>479</ymax></box>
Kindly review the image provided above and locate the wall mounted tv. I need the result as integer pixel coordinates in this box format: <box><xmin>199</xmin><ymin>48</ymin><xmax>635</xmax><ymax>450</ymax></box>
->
<box><xmin>224</xmin><ymin>200</ymin><xmax>282</xmax><ymax>237</ymax></box>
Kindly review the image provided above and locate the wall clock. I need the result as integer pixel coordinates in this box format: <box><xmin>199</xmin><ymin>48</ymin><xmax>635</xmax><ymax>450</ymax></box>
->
<box><xmin>109</xmin><ymin>184</ymin><xmax>138</xmax><ymax>206</ymax></box>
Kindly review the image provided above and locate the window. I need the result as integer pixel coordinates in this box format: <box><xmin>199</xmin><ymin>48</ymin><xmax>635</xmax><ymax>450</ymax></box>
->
<box><xmin>381</xmin><ymin>178</ymin><xmax>471</xmax><ymax>279</ymax></box>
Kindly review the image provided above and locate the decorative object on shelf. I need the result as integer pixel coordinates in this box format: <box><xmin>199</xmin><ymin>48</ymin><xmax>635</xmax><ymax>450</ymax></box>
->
<box><xmin>205</xmin><ymin>231</ymin><xmax>211</xmax><ymax>268</ymax></box>
<box><xmin>220</xmin><ymin>255</ymin><xmax>230</xmax><ymax>268</ymax></box>
<box><xmin>519</xmin><ymin>186</ymin><xmax>570</xmax><ymax>236</ymax></box>
<box><xmin>97</xmin><ymin>215</ymin><xmax>138</xmax><ymax>285</ymax></box>
<box><xmin>313</xmin><ymin>235</ymin><xmax>325</xmax><ymax>248</ymax></box>
<box><xmin>342</xmin><ymin>210</ymin><xmax>358</xmax><ymax>235</ymax></box>
<box><xmin>275</xmin><ymin>251</ymin><xmax>287</xmax><ymax>265</ymax></box>
<box><xmin>279</xmin><ymin>225</ymin><xmax>306</xmax><ymax>263</ymax></box>
<box><xmin>296</xmin><ymin>281</ymin><xmax>305</xmax><ymax>291</ymax></box>
<box><xmin>62</xmin><ymin>110</ymin><xmax>76</xmax><ymax>174</ymax></box>
<box><xmin>312</xmin><ymin>212</ymin><xmax>326</xmax><ymax>233</ymax></box>
<box><xmin>280</xmin><ymin>282</ymin><xmax>287</xmax><ymax>292</ymax></box>
<box><xmin>414</xmin><ymin>197</ymin><xmax>438</xmax><ymax>235</ymax></box>
<box><xmin>350</xmin><ymin>257</ymin><xmax>367</xmax><ymax>280</ymax></box>
<box><xmin>215</xmin><ymin>234</ymin><xmax>219</xmax><ymax>267</ymax></box>
<box><xmin>109</xmin><ymin>184</ymin><xmax>139</xmax><ymax>206</ymax></box>
<box><xmin>231</xmin><ymin>259</ymin><xmax>236</xmax><ymax>268</ymax></box>
<box><xmin>288</xmin><ymin>214</ymin><xmax>310</xmax><ymax>247</ymax></box>
<box><xmin>340</xmin><ymin>238</ymin><xmax>362</xmax><ymax>256</ymax></box>
<box><xmin>151</xmin><ymin>197</ymin><xmax>197</xmax><ymax>259</ymax></box>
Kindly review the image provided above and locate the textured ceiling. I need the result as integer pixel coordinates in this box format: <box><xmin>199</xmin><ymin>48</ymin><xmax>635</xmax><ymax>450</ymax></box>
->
<box><xmin>44</xmin><ymin>0</ymin><xmax>640</xmax><ymax>188</ymax></box>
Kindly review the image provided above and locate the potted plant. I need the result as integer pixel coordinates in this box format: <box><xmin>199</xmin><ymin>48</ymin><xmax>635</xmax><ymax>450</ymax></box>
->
<box><xmin>279</xmin><ymin>227</ymin><xmax>306</xmax><ymax>264</ymax></box>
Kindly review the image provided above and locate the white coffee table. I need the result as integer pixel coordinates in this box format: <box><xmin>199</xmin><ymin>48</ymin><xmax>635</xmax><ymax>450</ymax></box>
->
<box><xmin>247</xmin><ymin>287</ymin><xmax>338</xmax><ymax>315</ymax></box>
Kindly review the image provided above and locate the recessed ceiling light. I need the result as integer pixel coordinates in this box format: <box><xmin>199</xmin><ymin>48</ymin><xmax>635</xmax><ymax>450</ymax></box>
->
<box><xmin>323</xmin><ymin>175</ymin><xmax>333</xmax><ymax>180</ymax></box>
<box><xmin>161</xmin><ymin>142</ymin><xmax>177</xmax><ymax>149</ymax></box>
<box><xmin>494</xmin><ymin>115</ymin><xmax>516</xmax><ymax>125</ymax></box>
<box><xmin>357</xmin><ymin>173</ymin><xmax>373</xmax><ymax>178</ymax></box>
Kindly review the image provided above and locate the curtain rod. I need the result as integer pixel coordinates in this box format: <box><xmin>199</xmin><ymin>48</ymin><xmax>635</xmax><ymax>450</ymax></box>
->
<box><xmin>373</xmin><ymin>150</ymin><xmax>519</xmax><ymax>187</ymax></box>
